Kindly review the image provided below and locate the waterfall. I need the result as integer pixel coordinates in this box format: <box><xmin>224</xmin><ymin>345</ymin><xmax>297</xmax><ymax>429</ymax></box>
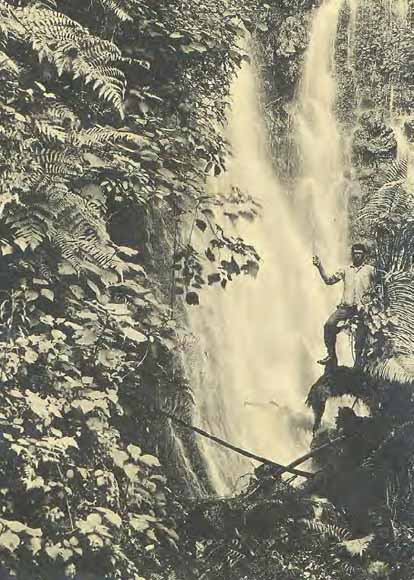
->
<box><xmin>295</xmin><ymin>0</ymin><xmax>352</xmax><ymax>368</ymax></box>
<box><xmin>296</xmin><ymin>0</ymin><xmax>347</xmax><ymax>264</ymax></box>
<box><xmin>183</xmin><ymin>0</ymin><xmax>351</xmax><ymax>495</ymax></box>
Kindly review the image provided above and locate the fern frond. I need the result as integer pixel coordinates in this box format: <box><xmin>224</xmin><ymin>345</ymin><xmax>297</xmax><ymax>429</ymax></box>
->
<box><xmin>359</xmin><ymin>183</ymin><xmax>414</xmax><ymax>226</ymax></box>
<box><xmin>8</xmin><ymin>185</ymin><xmax>123</xmax><ymax>272</ymax></box>
<box><xmin>376</xmin><ymin>218</ymin><xmax>414</xmax><ymax>273</ymax></box>
<box><xmin>10</xmin><ymin>7</ymin><xmax>126</xmax><ymax>116</ymax></box>
<box><xmin>0</xmin><ymin>51</ymin><xmax>19</xmax><ymax>77</ymax></box>
<box><xmin>364</xmin><ymin>422</ymin><xmax>414</xmax><ymax>471</ymax></box>
<box><xmin>34</xmin><ymin>120</ymin><xmax>67</xmax><ymax>145</ymax></box>
<box><xmin>31</xmin><ymin>0</ymin><xmax>58</xmax><ymax>9</ymax></box>
<box><xmin>368</xmin><ymin>356</ymin><xmax>414</xmax><ymax>384</ymax></box>
<box><xmin>11</xmin><ymin>214</ymin><xmax>45</xmax><ymax>250</ymax></box>
<box><xmin>47</xmin><ymin>189</ymin><xmax>123</xmax><ymax>271</ymax></box>
<box><xmin>95</xmin><ymin>0</ymin><xmax>136</xmax><ymax>22</ymax></box>
<box><xmin>77</xmin><ymin>126</ymin><xmax>146</xmax><ymax>149</ymax></box>
<box><xmin>365</xmin><ymin>272</ymin><xmax>414</xmax><ymax>383</ymax></box>
<box><xmin>358</xmin><ymin>159</ymin><xmax>412</xmax><ymax>226</ymax></box>
<box><xmin>304</xmin><ymin>519</ymin><xmax>351</xmax><ymax>542</ymax></box>
<box><xmin>78</xmin><ymin>64</ymin><xmax>125</xmax><ymax>114</ymax></box>
<box><xmin>29</xmin><ymin>150</ymin><xmax>82</xmax><ymax>188</ymax></box>
<box><xmin>79</xmin><ymin>36</ymin><xmax>123</xmax><ymax>65</ymax></box>
<box><xmin>45</xmin><ymin>102</ymin><xmax>80</xmax><ymax>129</ymax></box>
<box><xmin>383</xmin><ymin>157</ymin><xmax>408</xmax><ymax>183</ymax></box>
<box><xmin>385</xmin><ymin>271</ymin><xmax>414</xmax><ymax>354</ymax></box>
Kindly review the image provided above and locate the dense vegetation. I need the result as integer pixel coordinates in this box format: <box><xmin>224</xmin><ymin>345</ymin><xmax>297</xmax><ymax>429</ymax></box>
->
<box><xmin>2</xmin><ymin>0</ymin><xmax>414</xmax><ymax>579</ymax></box>
<box><xmin>0</xmin><ymin>0</ymin><xmax>264</xmax><ymax>577</ymax></box>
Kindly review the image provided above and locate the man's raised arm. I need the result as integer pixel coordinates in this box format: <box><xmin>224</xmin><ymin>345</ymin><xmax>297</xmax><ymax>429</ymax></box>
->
<box><xmin>313</xmin><ymin>255</ymin><xmax>343</xmax><ymax>285</ymax></box>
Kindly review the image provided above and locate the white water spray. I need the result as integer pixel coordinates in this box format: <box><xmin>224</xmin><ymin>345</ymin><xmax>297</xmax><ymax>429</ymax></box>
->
<box><xmin>184</xmin><ymin>0</ymin><xmax>351</xmax><ymax>495</ymax></box>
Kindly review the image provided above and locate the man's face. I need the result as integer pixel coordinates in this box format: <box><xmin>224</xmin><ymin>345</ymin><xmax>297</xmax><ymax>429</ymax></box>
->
<box><xmin>352</xmin><ymin>249</ymin><xmax>365</xmax><ymax>266</ymax></box>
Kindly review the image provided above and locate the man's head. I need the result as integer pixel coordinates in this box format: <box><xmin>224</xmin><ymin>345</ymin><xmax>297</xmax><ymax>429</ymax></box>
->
<box><xmin>351</xmin><ymin>243</ymin><xmax>367</xmax><ymax>266</ymax></box>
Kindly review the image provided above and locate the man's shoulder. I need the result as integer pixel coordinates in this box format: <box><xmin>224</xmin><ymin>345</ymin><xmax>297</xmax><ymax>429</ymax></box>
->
<box><xmin>346</xmin><ymin>263</ymin><xmax>375</xmax><ymax>273</ymax></box>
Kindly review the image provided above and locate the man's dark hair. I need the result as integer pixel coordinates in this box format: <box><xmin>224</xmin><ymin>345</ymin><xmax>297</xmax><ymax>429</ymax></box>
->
<box><xmin>352</xmin><ymin>243</ymin><xmax>366</xmax><ymax>253</ymax></box>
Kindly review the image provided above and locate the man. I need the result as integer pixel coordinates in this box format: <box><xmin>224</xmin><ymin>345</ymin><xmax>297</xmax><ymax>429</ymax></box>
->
<box><xmin>313</xmin><ymin>243</ymin><xmax>376</xmax><ymax>367</ymax></box>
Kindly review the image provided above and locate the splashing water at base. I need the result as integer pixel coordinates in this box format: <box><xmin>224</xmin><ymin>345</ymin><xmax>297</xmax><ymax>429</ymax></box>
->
<box><xmin>184</xmin><ymin>0</ymin><xmax>352</xmax><ymax>495</ymax></box>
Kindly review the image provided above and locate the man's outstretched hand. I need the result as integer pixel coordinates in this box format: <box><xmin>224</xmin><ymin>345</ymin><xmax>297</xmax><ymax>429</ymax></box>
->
<box><xmin>313</xmin><ymin>255</ymin><xmax>321</xmax><ymax>268</ymax></box>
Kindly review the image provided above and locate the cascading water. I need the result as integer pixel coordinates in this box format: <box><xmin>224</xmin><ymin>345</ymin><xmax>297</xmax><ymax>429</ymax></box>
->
<box><xmin>183</xmin><ymin>0</ymin><xmax>352</xmax><ymax>495</ymax></box>
<box><xmin>295</xmin><ymin>0</ymin><xmax>353</xmax><ymax>369</ymax></box>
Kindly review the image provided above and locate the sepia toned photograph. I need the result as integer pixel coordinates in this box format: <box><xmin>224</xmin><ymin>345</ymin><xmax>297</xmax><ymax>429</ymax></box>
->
<box><xmin>0</xmin><ymin>0</ymin><xmax>413</xmax><ymax>578</ymax></box>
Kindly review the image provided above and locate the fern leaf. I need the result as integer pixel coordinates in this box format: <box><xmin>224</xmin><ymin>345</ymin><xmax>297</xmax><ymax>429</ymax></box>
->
<box><xmin>304</xmin><ymin>519</ymin><xmax>351</xmax><ymax>542</ymax></box>
<box><xmin>45</xmin><ymin>103</ymin><xmax>80</xmax><ymax>129</ymax></box>
<box><xmin>0</xmin><ymin>51</ymin><xmax>18</xmax><ymax>78</ymax></box>
<box><xmin>9</xmin><ymin>185</ymin><xmax>122</xmax><ymax>272</ymax></box>
<box><xmin>364</xmin><ymin>422</ymin><xmax>414</xmax><ymax>471</ymax></box>
<box><xmin>7</xmin><ymin>210</ymin><xmax>47</xmax><ymax>251</ymax></box>
<box><xmin>77</xmin><ymin>126</ymin><xmax>146</xmax><ymax>149</ymax></box>
<box><xmin>359</xmin><ymin>183</ymin><xmax>414</xmax><ymax>225</ymax></box>
<box><xmin>32</xmin><ymin>150</ymin><xmax>82</xmax><ymax>181</ymax></box>
<box><xmin>385</xmin><ymin>271</ymin><xmax>414</xmax><ymax>353</ymax></box>
<box><xmin>34</xmin><ymin>120</ymin><xmax>67</xmax><ymax>145</ymax></box>
<box><xmin>31</xmin><ymin>0</ymin><xmax>58</xmax><ymax>9</ymax></box>
<box><xmin>383</xmin><ymin>157</ymin><xmax>408</xmax><ymax>183</ymax></box>
<box><xmin>368</xmin><ymin>356</ymin><xmax>414</xmax><ymax>384</ymax></box>
<box><xmin>358</xmin><ymin>159</ymin><xmax>413</xmax><ymax>225</ymax></box>
<box><xmin>95</xmin><ymin>0</ymin><xmax>135</xmax><ymax>22</ymax></box>
<box><xmin>10</xmin><ymin>7</ymin><xmax>126</xmax><ymax>116</ymax></box>
<box><xmin>365</xmin><ymin>272</ymin><xmax>414</xmax><ymax>382</ymax></box>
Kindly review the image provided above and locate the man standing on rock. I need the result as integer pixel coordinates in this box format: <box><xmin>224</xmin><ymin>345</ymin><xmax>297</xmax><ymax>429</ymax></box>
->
<box><xmin>313</xmin><ymin>243</ymin><xmax>376</xmax><ymax>367</ymax></box>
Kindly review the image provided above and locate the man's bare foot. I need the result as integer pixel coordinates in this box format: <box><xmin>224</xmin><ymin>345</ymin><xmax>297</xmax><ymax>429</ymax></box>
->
<box><xmin>317</xmin><ymin>355</ymin><xmax>338</xmax><ymax>367</ymax></box>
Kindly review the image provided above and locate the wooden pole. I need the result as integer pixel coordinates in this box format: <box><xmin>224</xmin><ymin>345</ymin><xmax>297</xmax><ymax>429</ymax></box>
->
<box><xmin>160</xmin><ymin>409</ymin><xmax>314</xmax><ymax>479</ymax></box>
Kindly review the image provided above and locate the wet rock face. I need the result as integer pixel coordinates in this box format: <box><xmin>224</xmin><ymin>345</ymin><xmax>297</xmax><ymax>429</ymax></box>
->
<box><xmin>277</xmin><ymin>16</ymin><xmax>308</xmax><ymax>59</ymax></box>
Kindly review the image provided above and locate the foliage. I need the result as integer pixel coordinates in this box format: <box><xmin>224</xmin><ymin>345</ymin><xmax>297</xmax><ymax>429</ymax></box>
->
<box><xmin>352</xmin><ymin>113</ymin><xmax>397</xmax><ymax>168</ymax></box>
<box><xmin>0</xmin><ymin>0</ymin><xmax>265</xmax><ymax>577</ymax></box>
<box><xmin>355</xmin><ymin>157</ymin><xmax>414</xmax><ymax>382</ymax></box>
